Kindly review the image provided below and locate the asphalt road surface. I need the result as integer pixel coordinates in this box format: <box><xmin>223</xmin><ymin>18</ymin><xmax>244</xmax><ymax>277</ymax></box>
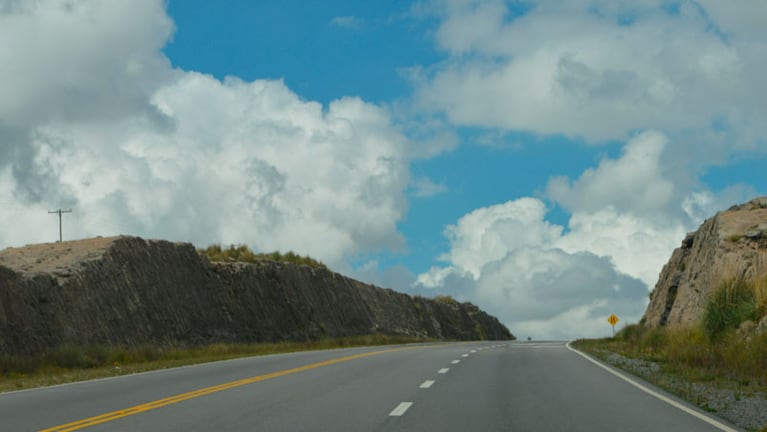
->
<box><xmin>0</xmin><ymin>341</ymin><xmax>743</xmax><ymax>431</ymax></box>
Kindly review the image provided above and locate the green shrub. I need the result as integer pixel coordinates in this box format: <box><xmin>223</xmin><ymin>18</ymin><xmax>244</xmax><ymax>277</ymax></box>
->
<box><xmin>45</xmin><ymin>345</ymin><xmax>104</xmax><ymax>369</ymax></box>
<box><xmin>754</xmin><ymin>277</ymin><xmax>767</xmax><ymax>314</ymax></box>
<box><xmin>199</xmin><ymin>244</ymin><xmax>327</xmax><ymax>270</ymax></box>
<box><xmin>615</xmin><ymin>323</ymin><xmax>646</xmax><ymax>343</ymax></box>
<box><xmin>663</xmin><ymin>326</ymin><xmax>711</xmax><ymax>368</ymax></box>
<box><xmin>433</xmin><ymin>295</ymin><xmax>459</xmax><ymax>305</ymax></box>
<box><xmin>703</xmin><ymin>279</ymin><xmax>760</xmax><ymax>340</ymax></box>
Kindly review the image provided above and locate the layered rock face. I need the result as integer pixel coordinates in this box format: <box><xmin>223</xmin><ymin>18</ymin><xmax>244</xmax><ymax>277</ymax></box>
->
<box><xmin>643</xmin><ymin>197</ymin><xmax>767</xmax><ymax>327</ymax></box>
<box><xmin>0</xmin><ymin>236</ymin><xmax>512</xmax><ymax>355</ymax></box>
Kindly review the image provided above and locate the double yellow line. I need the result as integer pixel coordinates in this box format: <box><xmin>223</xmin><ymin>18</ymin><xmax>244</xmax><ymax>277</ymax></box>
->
<box><xmin>40</xmin><ymin>346</ymin><xmax>419</xmax><ymax>431</ymax></box>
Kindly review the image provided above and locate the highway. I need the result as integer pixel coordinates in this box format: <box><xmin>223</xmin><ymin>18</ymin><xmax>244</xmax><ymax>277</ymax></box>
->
<box><xmin>0</xmin><ymin>341</ymin><xmax>742</xmax><ymax>431</ymax></box>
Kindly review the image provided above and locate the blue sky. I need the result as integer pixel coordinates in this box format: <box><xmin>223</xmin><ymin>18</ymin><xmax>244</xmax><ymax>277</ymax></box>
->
<box><xmin>1</xmin><ymin>0</ymin><xmax>766</xmax><ymax>338</ymax></box>
<box><xmin>163</xmin><ymin>0</ymin><xmax>627</xmax><ymax>273</ymax></box>
<box><xmin>165</xmin><ymin>0</ymin><xmax>436</xmax><ymax>105</ymax></box>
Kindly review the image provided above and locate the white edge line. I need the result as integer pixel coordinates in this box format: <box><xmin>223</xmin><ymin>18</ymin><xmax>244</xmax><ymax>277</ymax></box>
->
<box><xmin>565</xmin><ymin>342</ymin><xmax>741</xmax><ymax>432</ymax></box>
<box><xmin>389</xmin><ymin>401</ymin><xmax>413</xmax><ymax>416</ymax></box>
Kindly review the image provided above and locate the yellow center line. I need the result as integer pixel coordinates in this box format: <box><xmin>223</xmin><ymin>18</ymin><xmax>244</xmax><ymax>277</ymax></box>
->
<box><xmin>39</xmin><ymin>346</ymin><xmax>425</xmax><ymax>432</ymax></box>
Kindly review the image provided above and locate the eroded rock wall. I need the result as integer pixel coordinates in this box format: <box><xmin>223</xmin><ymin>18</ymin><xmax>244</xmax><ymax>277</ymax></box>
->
<box><xmin>0</xmin><ymin>236</ymin><xmax>512</xmax><ymax>355</ymax></box>
<box><xmin>643</xmin><ymin>197</ymin><xmax>767</xmax><ymax>327</ymax></box>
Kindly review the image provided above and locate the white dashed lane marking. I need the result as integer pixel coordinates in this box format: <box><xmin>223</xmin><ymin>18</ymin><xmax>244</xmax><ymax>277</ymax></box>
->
<box><xmin>451</xmin><ymin>360</ymin><xmax>460</xmax><ymax>364</ymax></box>
<box><xmin>389</xmin><ymin>402</ymin><xmax>413</xmax><ymax>417</ymax></box>
<box><xmin>420</xmin><ymin>380</ymin><xmax>435</xmax><ymax>389</ymax></box>
<box><xmin>461</xmin><ymin>354</ymin><xmax>469</xmax><ymax>358</ymax></box>
<box><xmin>438</xmin><ymin>368</ymin><xmax>449</xmax><ymax>374</ymax></box>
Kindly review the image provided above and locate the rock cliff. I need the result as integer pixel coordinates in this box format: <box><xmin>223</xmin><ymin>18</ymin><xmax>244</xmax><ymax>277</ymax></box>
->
<box><xmin>643</xmin><ymin>197</ymin><xmax>767</xmax><ymax>327</ymax></box>
<box><xmin>0</xmin><ymin>236</ymin><xmax>512</xmax><ymax>355</ymax></box>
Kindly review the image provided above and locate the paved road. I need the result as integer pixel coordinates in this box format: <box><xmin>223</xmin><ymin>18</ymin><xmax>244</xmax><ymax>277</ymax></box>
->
<box><xmin>0</xmin><ymin>341</ymin><xmax>742</xmax><ymax>431</ymax></box>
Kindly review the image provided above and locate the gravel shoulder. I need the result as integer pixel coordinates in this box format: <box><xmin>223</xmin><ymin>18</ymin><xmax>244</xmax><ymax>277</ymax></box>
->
<box><xmin>582</xmin><ymin>347</ymin><xmax>767</xmax><ymax>431</ymax></box>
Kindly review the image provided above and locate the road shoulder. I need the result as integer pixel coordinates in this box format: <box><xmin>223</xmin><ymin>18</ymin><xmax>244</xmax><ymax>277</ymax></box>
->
<box><xmin>568</xmin><ymin>342</ymin><xmax>760</xmax><ymax>432</ymax></box>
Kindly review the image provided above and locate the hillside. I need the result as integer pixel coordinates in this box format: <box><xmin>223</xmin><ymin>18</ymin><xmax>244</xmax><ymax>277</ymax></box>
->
<box><xmin>0</xmin><ymin>236</ymin><xmax>512</xmax><ymax>356</ymax></box>
<box><xmin>643</xmin><ymin>196</ymin><xmax>767</xmax><ymax>327</ymax></box>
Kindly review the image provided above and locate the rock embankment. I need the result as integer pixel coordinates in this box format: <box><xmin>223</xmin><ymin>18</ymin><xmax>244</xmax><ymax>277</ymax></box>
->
<box><xmin>0</xmin><ymin>236</ymin><xmax>512</xmax><ymax>355</ymax></box>
<box><xmin>643</xmin><ymin>197</ymin><xmax>767</xmax><ymax>327</ymax></box>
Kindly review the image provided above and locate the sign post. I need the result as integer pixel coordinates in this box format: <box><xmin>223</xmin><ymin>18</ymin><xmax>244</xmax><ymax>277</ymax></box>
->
<box><xmin>608</xmin><ymin>313</ymin><xmax>619</xmax><ymax>337</ymax></box>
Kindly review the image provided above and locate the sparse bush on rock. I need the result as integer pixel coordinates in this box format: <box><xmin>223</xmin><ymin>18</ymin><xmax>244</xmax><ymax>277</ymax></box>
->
<box><xmin>199</xmin><ymin>244</ymin><xmax>328</xmax><ymax>270</ymax></box>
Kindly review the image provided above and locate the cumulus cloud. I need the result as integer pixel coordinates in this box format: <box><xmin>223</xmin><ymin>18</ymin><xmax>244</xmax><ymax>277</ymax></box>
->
<box><xmin>0</xmin><ymin>0</ymin><xmax>412</xmax><ymax>269</ymax></box>
<box><xmin>415</xmin><ymin>196</ymin><xmax>649</xmax><ymax>339</ymax></box>
<box><xmin>413</xmin><ymin>0</ymin><xmax>767</xmax><ymax>150</ymax></box>
<box><xmin>415</xmin><ymin>132</ymin><xmax>752</xmax><ymax>338</ymax></box>
<box><xmin>418</xmin><ymin>198</ymin><xmax>562</xmax><ymax>282</ymax></box>
<box><xmin>547</xmin><ymin>131</ymin><xmax>673</xmax><ymax>215</ymax></box>
<box><xmin>547</xmin><ymin>130</ymin><xmax>757</xmax><ymax>287</ymax></box>
<box><xmin>0</xmin><ymin>0</ymin><xmax>173</xmax><ymax>127</ymax></box>
<box><xmin>474</xmin><ymin>248</ymin><xmax>648</xmax><ymax>340</ymax></box>
<box><xmin>407</xmin><ymin>1</ymin><xmax>766</xmax><ymax>337</ymax></box>
<box><xmin>555</xmin><ymin>209</ymin><xmax>686</xmax><ymax>289</ymax></box>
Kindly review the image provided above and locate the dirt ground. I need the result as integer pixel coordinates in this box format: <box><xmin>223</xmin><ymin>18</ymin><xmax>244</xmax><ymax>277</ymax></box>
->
<box><xmin>0</xmin><ymin>236</ymin><xmax>119</xmax><ymax>274</ymax></box>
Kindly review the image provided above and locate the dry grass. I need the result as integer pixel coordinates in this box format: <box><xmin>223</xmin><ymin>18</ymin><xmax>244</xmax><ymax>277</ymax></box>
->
<box><xmin>575</xmin><ymin>322</ymin><xmax>767</xmax><ymax>389</ymax></box>
<box><xmin>574</xmin><ymin>276</ymin><xmax>767</xmax><ymax>427</ymax></box>
<box><xmin>703</xmin><ymin>278</ymin><xmax>761</xmax><ymax>340</ymax></box>
<box><xmin>755</xmin><ymin>278</ymin><xmax>767</xmax><ymax>312</ymax></box>
<box><xmin>0</xmin><ymin>334</ymin><xmax>433</xmax><ymax>393</ymax></box>
<box><xmin>199</xmin><ymin>244</ymin><xmax>328</xmax><ymax>270</ymax></box>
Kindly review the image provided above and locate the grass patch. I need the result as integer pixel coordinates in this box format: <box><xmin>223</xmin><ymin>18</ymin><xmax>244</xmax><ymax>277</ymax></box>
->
<box><xmin>575</xmin><ymin>322</ymin><xmax>767</xmax><ymax>387</ymax></box>
<box><xmin>199</xmin><ymin>244</ymin><xmax>328</xmax><ymax>270</ymax></box>
<box><xmin>573</xmin><ymin>323</ymin><xmax>767</xmax><ymax>431</ymax></box>
<box><xmin>433</xmin><ymin>295</ymin><xmax>459</xmax><ymax>306</ymax></box>
<box><xmin>703</xmin><ymin>279</ymin><xmax>761</xmax><ymax>340</ymax></box>
<box><xmin>0</xmin><ymin>334</ymin><xmax>433</xmax><ymax>393</ymax></box>
<box><xmin>576</xmin><ymin>277</ymin><xmax>767</xmax><ymax>384</ymax></box>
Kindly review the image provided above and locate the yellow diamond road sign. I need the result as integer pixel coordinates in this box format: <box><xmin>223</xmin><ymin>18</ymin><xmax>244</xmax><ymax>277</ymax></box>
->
<box><xmin>608</xmin><ymin>314</ymin><xmax>619</xmax><ymax>326</ymax></box>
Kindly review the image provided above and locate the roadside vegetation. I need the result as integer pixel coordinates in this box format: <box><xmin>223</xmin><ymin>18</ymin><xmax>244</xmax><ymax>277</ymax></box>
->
<box><xmin>0</xmin><ymin>334</ymin><xmax>433</xmax><ymax>393</ymax></box>
<box><xmin>576</xmin><ymin>277</ymin><xmax>767</xmax><ymax>384</ymax></box>
<box><xmin>573</xmin><ymin>277</ymin><xmax>767</xmax><ymax>431</ymax></box>
<box><xmin>199</xmin><ymin>244</ymin><xmax>328</xmax><ymax>270</ymax></box>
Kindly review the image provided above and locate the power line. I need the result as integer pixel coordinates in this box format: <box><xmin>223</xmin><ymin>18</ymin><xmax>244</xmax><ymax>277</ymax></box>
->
<box><xmin>48</xmin><ymin>208</ymin><xmax>72</xmax><ymax>242</ymax></box>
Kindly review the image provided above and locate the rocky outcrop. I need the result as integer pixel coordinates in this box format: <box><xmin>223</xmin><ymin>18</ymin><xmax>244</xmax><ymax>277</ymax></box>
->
<box><xmin>643</xmin><ymin>197</ymin><xmax>767</xmax><ymax>327</ymax></box>
<box><xmin>0</xmin><ymin>236</ymin><xmax>512</xmax><ymax>355</ymax></box>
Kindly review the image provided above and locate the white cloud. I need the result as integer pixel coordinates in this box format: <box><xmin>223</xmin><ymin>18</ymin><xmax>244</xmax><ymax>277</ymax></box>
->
<box><xmin>2</xmin><ymin>0</ymin><xmax>762</xmax><ymax>341</ymax></box>
<box><xmin>556</xmin><ymin>208</ymin><xmax>686</xmax><ymax>288</ymax></box>
<box><xmin>546</xmin><ymin>130</ymin><xmax>757</xmax><ymax>288</ymax></box>
<box><xmin>547</xmin><ymin>131</ymin><xmax>674</xmax><ymax>215</ymax></box>
<box><xmin>0</xmin><ymin>1</ymin><xmax>412</xmax><ymax>269</ymax></box>
<box><xmin>408</xmin><ymin>1</ymin><xmax>767</xmax><ymax>339</ymax></box>
<box><xmin>414</xmin><ymin>131</ymin><xmax>752</xmax><ymax>338</ymax></box>
<box><xmin>473</xmin><ymin>248</ymin><xmax>648</xmax><ymax>340</ymax></box>
<box><xmin>409</xmin><ymin>177</ymin><xmax>448</xmax><ymax>197</ymax></box>
<box><xmin>421</xmin><ymin>198</ymin><xmax>562</xmax><ymax>282</ymax></box>
<box><xmin>0</xmin><ymin>0</ymin><xmax>173</xmax><ymax>127</ymax></box>
<box><xmin>414</xmin><ymin>198</ymin><xmax>649</xmax><ymax>339</ymax></box>
<box><xmin>413</xmin><ymin>0</ymin><xmax>767</xmax><ymax>149</ymax></box>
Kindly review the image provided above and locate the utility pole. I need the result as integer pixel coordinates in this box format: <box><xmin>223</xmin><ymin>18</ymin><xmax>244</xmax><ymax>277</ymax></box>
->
<box><xmin>48</xmin><ymin>208</ymin><xmax>72</xmax><ymax>242</ymax></box>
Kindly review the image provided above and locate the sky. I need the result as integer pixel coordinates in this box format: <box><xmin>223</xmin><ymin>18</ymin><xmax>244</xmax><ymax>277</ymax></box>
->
<box><xmin>1</xmin><ymin>0</ymin><xmax>766</xmax><ymax>339</ymax></box>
